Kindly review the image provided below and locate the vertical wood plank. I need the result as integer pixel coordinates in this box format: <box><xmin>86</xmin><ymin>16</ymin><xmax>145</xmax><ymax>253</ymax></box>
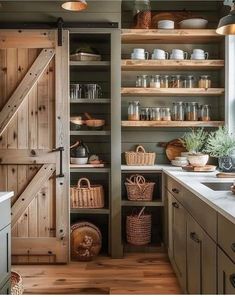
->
<box><xmin>17</xmin><ymin>209</ymin><xmax>29</xmax><ymax>238</ymax></box>
<box><xmin>7</xmin><ymin>165</ymin><xmax>18</xmax><ymax>205</ymax></box>
<box><xmin>48</xmin><ymin>59</ymin><xmax>55</xmax><ymax>149</ymax></box>
<box><xmin>37</xmin><ymin>185</ymin><xmax>50</xmax><ymax>237</ymax></box>
<box><xmin>0</xmin><ymin>165</ymin><xmax>8</xmax><ymax>191</ymax></box>
<box><xmin>0</xmin><ymin>49</ymin><xmax>7</xmax><ymax>148</ymax></box>
<box><xmin>28</xmin><ymin>197</ymin><xmax>38</xmax><ymax>237</ymax></box>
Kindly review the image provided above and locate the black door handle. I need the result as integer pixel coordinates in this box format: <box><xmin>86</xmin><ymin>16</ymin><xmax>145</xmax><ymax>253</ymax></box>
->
<box><xmin>231</xmin><ymin>243</ymin><xmax>235</xmax><ymax>252</ymax></box>
<box><xmin>172</xmin><ymin>188</ymin><xmax>180</xmax><ymax>194</ymax></box>
<box><xmin>230</xmin><ymin>273</ymin><xmax>235</xmax><ymax>288</ymax></box>
<box><xmin>190</xmin><ymin>232</ymin><xmax>200</xmax><ymax>243</ymax></box>
<box><xmin>52</xmin><ymin>147</ymin><xmax>64</xmax><ymax>178</ymax></box>
<box><xmin>172</xmin><ymin>202</ymin><xmax>179</xmax><ymax>208</ymax></box>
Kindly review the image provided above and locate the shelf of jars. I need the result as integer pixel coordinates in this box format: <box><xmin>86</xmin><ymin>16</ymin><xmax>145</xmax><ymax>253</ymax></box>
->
<box><xmin>121</xmin><ymin>87</ymin><xmax>224</xmax><ymax>97</ymax></box>
<box><xmin>121</xmin><ymin>29</ymin><xmax>224</xmax><ymax>44</ymax></box>
<box><xmin>121</xmin><ymin>59</ymin><xmax>225</xmax><ymax>71</ymax></box>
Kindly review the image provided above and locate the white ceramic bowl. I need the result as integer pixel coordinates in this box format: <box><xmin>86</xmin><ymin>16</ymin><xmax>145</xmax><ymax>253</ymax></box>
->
<box><xmin>171</xmin><ymin>160</ymin><xmax>189</xmax><ymax>167</ymax></box>
<box><xmin>179</xmin><ymin>18</ymin><xmax>208</xmax><ymax>29</ymax></box>
<box><xmin>70</xmin><ymin>157</ymin><xmax>88</xmax><ymax>165</ymax></box>
<box><xmin>175</xmin><ymin>157</ymin><xmax>188</xmax><ymax>161</ymax></box>
<box><xmin>158</xmin><ymin>20</ymin><xmax>175</xmax><ymax>29</ymax></box>
<box><xmin>187</xmin><ymin>154</ymin><xmax>209</xmax><ymax>167</ymax></box>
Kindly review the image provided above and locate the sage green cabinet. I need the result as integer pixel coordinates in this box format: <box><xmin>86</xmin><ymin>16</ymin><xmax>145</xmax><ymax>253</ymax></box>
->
<box><xmin>186</xmin><ymin>213</ymin><xmax>217</xmax><ymax>294</ymax></box>
<box><xmin>167</xmin><ymin>191</ymin><xmax>187</xmax><ymax>292</ymax></box>
<box><xmin>0</xmin><ymin>279</ymin><xmax>10</xmax><ymax>295</ymax></box>
<box><xmin>218</xmin><ymin>247</ymin><xmax>235</xmax><ymax>294</ymax></box>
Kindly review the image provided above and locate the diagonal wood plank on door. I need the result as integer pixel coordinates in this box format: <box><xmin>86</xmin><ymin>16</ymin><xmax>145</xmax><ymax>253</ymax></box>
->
<box><xmin>11</xmin><ymin>163</ymin><xmax>55</xmax><ymax>227</ymax></box>
<box><xmin>0</xmin><ymin>48</ymin><xmax>55</xmax><ymax>136</ymax></box>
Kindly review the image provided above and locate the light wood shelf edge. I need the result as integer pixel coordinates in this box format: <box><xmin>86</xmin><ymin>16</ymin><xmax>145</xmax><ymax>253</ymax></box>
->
<box><xmin>121</xmin><ymin>121</ymin><xmax>224</xmax><ymax>128</ymax></box>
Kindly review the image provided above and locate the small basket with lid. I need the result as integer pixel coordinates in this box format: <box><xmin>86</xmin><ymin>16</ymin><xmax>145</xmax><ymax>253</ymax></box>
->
<box><xmin>125</xmin><ymin>145</ymin><xmax>156</xmax><ymax>166</ymax></box>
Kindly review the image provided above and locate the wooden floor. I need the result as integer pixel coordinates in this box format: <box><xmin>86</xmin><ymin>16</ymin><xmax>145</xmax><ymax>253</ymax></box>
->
<box><xmin>13</xmin><ymin>252</ymin><xmax>181</xmax><ymax>295</ymax></box>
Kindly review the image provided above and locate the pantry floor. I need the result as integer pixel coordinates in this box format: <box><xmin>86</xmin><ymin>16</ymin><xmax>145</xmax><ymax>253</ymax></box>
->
<box><xmin>13</xmin><ymin>252</ymin><xmax>181</xmax><ymax>294</ymax></box>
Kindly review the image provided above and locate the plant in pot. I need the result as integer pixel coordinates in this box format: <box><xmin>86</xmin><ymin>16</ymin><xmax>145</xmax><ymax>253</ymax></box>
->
<box><xmin>180</xmin><ymin>128</ymin><xmax>209</xmax><ymax>167</ymax></box>
<box><xmin>203</xmin><ymin>127</ymin><xmax>235</xmax><ymax>172</ymax></box>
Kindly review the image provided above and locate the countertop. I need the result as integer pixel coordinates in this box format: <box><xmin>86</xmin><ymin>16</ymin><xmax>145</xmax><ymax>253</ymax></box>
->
<box><xmin>0</xmin><ymin>192</ymin><xmax>14</xmax><ymax>204</ymax></box>
<box><xmin>121</xmin><ymin>165</ymin><xmax>235</xmax><ymax>224</ymax></box>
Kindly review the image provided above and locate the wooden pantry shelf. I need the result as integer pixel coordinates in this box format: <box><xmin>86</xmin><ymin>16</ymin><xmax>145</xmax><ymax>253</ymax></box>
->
<box><xmin>121</xmin><ymin>59</ymin><xmax>225</xmax><ymax>71</ymax></box>
<box><xmin>122</xmin><ymin>200</ymin><xmax>163</xmax><ymax>207</ymax></box>
<box><xmin>70</xmin><ymin>99</ymin><xmax>110</xmax><ymax>104</ymax></box>
<box><xmin>70</xmin><ymin>61</ymin><xmax>110</xmax><ymax>67</ymax></box>
<box><xmin>121</xmin><ymin>121</ymin><xmax>224</xmax><ymax>128</ymax></box>
<box><xmin>121</xmin><ymin>29</ymin><xmax>224</xmax><ymax>44</ymax></box>
<box><xmin>121</xmin><ymin>87</ymin><xmax>224</xmax><ymax>97</ymax></box>
<box><xmin>70</xmin><ymin>130</ymin><xmax>110</xmax><ymax>136</ymax></box>
<box><xmin>70</xmin><ymin>165</ymin><xmax>110</xmax><ymax>173</ymax></box>
<box><xmin>70</xmin><ymin>208</ymin><xmax>110</xmax><ymax>215</ymax></box>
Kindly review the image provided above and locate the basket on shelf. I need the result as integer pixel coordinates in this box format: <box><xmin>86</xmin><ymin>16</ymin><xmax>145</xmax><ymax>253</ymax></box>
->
<box><xmin>11</xmin><ymin>271</ymin><xmax>24</xmax><ymax>295</ymax></box>
<box><xmin>70</xmin><ymin>178</ymin><xmax>104</xmax><ymax>209</ymax></box>
<box><xmin>126</xmin><ymin>207</ymin><xmax>152</xmax><ymax>246</ymax></box>
<box><xmin>71</xmin><ymin>221</ymin><xmax>102</xmax><ymax>261</ymax></box>
<box><xmin>125</xmin><ymin>145</ymin><xmax>156</xmax><ymax>166</ymax></box>
<box><xmin>125</xmin><ymin>174</ymin><xmax>155</xmax><ymax>201</ymax></box>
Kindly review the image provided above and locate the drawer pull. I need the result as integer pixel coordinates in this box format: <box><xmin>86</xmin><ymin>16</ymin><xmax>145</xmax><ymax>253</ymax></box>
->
<box><xmin>190</xmin><ymin>232</ymin><xmax>200</xmax><ymax>243</ymax></box>
<box><xmin>231</xmin><ymin>243</ymin><xmax>235</xmax><ymax>252</ymax></box>
<box><xmin>172</xmin><ymin>202</ymin><xmax>179</xmax><ymax>208</ymax></box>
<box><xmin>172</xmin><ymin>188</ymin><xmax>180</xmax><ymax>194</ymax></box>
<box><xmin>230</xmin><ymin>273</ymin><xmax>235</xmax><ymax>288</ymax></box>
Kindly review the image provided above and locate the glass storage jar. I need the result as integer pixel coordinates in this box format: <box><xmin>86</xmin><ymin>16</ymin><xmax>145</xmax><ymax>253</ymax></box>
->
<box><xmin>198</xmin><ymin>75</ymin><xmax>211</xmax><ymax>89</ymax></box>
<box><xmin>186</xmin><ymin>102</ymin><xmax>199</xmax><ymax>121</ymax></box>
<box><xmin>161</xmin><ymin>107</ymin><xmax>171</xmax><ymax>121</ymax></box>
<box><xmin>160</xmin><ymin>75</ymin><xmax>169</xmax><ymax>88</ymax></box>
<box><xmin>170</xmin><ymin>75</ymin><xmax>183</xmax><ymax>88</ymax></box>
<box><xmin>201</xmin><ymin>104</ymin><xmax>211</xmax><ymax>121</ymax></box>
<box><xmin>128</xmin><ymin>101</ymin><xmax>140</xmax><ymax>121</ymax></box>
<box><xmin>172</xmin><ymin>102</ymin><xmax>185</xmax><ymax>121</ymax></box>
<box><xmin>133</xmin><ymin>0</ymin><xmax>151</xmax><ymax>29</ymax></box>
<box><xmin>70</xmin><ymin>84</ymin><xmax>82</xmax><ymax>99</ymax></box>
<box><xmin>198</xmin><ymin>104</ymin><xmax>203</xmax><ymax>121</ymax></box>
<box><xmin>140</xmin><ymin>107</ymin><xmax>150</xmax><ymax>120</ymax></box>
<box><xmin>183</xmin><ymin>75</ymin><xmax>196</xmax><ymax>88</ymax></box>
<box><xmin>150</xmin><ymin>107</ymin><xmax>161</xmax><ymax>121</ymax></box>
<box><xmin>150</xmin><ymin>75</ymin><xmax>161</xmax><ymax>88</ymax></box>
<box><xmin>136</xmin><ymin>75</ymin><xmax>149</xmax><ymax>88</ymax></box>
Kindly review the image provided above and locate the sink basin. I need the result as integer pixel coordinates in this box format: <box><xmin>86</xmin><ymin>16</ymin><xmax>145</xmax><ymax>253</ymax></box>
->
<box><xmin>202</xmin><ymin>182</ymin><xmax>233</xmax><ymax>191</ymax></box>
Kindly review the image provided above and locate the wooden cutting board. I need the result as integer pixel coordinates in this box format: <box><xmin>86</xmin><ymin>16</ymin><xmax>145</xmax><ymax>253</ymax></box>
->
<box><xmin>182</xmin><ymin>165</ymin><xmax>216</xmax><ymax>172</ymax></box>
<box><xmin>216</xmin><ymin>172</ymin><xmax>235</xmax><ymax>178</ymax></box>
<box><xmin>165</xmin><ymin>139</ymin><xmax>187</xmax><ymax>161</ymax></box>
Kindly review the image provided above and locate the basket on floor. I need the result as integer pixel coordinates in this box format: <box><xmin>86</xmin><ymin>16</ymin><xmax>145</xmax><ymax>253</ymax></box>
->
<box><xmin>125</xmin><ymin>145</ymin><xmax>156</xmax><ymax>166</ymax></box>
<box><xmin>126</xmin><ymin>207</ymin><xmax>152</xmax><ymax>246</ymax></box>
<box><xmin>125</xmin><ymin>174</ymin><xmax>155</xmax><ymax>201</ymax></box>
<box><xmin>70</xmin><ymin>178</ymin><xmax>104</xmax><ymax>209</ymax></box>
<box><xmin>11</xmin><ymin>271</ymin><xmax>24</xmax><ymax>295</ymax></box>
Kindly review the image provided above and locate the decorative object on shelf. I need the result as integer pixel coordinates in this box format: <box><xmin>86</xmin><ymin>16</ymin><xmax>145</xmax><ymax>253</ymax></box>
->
<box><xmin>217</xmin><ymin>0</ymin><xmax>235</xmax><ymax>35</ymax></box>
<box><xmin>179</xmin><ymin>18</ymin><xmax>208</xmax><ymax>29</ymax></box>
<box><xmin>151</xmin><ymin>49</ymin><xmax>169</xmax><ymax>60</ymax></box>
<box><xmin>198</xmin><ymin>75</ymin><xmax>211</xmax><ymax>88</ymax></box>
<box><xmin>180</xmin><ymin>128</ymin><xmax>209</xmax><ymax>167</ymax></box>
<box><xmin>183</xmin><ymin>75</ymin><xmax>196</xmax><ymax>88</ymax></box>
<box><xmin>71</xmin><ymin>222</ymin><xmax>102</xmax><ymax>261</ymax></box>
<box><xmin>89</xmin><ymin>154</ymin><xmax>103</xmax><ymax>165</ymax></box>
<box><xmin>165</xmin><ymin>138</ymin><xmax>187</xmax><ymax>161</ymax></box>
<box><xmin>186</xmin><ymin>102</ymin><xmax>199</xmax><ymax>121</ymax></box>
<box><xmin>125</xmin><ymin>145</ymin><xmax>156</xmax><ymax>166</ymax></box>
<box><xmin>158</xmin><ymin>20</ymin><xmax>175</xmax><ymax>29</ymax></box>
<box><xmin>126</xmin><ymin>207</ymin><xmax>151</xmax><ymax>246</ymax></box>
<box><xmin>136</xmin><ymin>74</ymin><xmax>149</xmax><ymax>88</ymax></box>
<box><xmin>170</xmin><ymin>49</ymin><xmax>188</xmax><ymax>60</ymax></box>
<box><xmin>133</xmin><ymin>0</ymin><xmax>151</xmax><ymax>29</ymax></box>
<box><xmin>70</xmin><ymin>178</ymin><xmax>104</xmax><ymax>209</ymax></box>
<box><xmin>70</xmin><ymin>116</ymin><xmax>83</xmax><ymax>130</ymax></box>
<box><xmin>170</xmin><ymin>75</ymin><xmax>184</xmax><ymax>88</ymax></box>
<box><xmin>128</xmin><ymin>101</ymin><xmax>140</xmax><ymax>121</ymax></box>
<box><xmin>204</xmin><ymin>127</ymin><xmax>235</xmax><ymax>172</ymax></box>
<box><xmin>171</xmin><ymin>156</ymin><xmax>188</xmax><ymax>167</ymax></box>
<box><xmin>70</xmin><ymin>140</ymin><xmax>89</xmax><ymax>165</ymax></box>
<box><xmin>172</xmin><ymin>102</ymin><xmax>185</xmax><ymax>121</ymax></box>
<box><xmin>151</xmin><ymin>11</ymin><xmax>194</xmax><ymax>28</ymax></box>
<box><xmin>84</xmin><ymin>112</ymin><xmax>105</xmax><ymax>130</ymax></box>
<box><xmin>131</xmin><ymin>48</ymin><xmax>149</xmax><ymax>60</ymax></box>
<box><xmin>84</xmin><ymin>84</ymin><xmax>102</xmax><ymax>99</ymax></box>
<box><xmin>201</xmin><ymin>104</ymin><xmax>211</xmax><ymax>121</ymax></box>
<box><xmin>62</xmin><ymin>0</ymin><xmax>87</xmax><ymax>11</ymax></box>
<box><xmin>125</xmin><ymin>174</ymin><xmax>155</xmax><ymax>201</ymax></box>
<box><xmin>161</xmin><ymin>107</ymin><xmax>171</xmax><ymax>121</ymax></box>
<box><xmin>191</xmin><ymin>48</ymin><xmax>209</xmax><ymax>60</ymax></box>
<box><xmin>150</xmin><ymin>75</ymin><xmax>161</xmax><ymax>88</ymax></box>
<box><xmin>11</xmin><ymin>271</ymin><xmax>24</xmax><ymax>295</ymax></box>
<box><xmin>140</xmin><ymin>107</ymin><xmax>150</xmax><ymax>121</ymax></box>
<box><xmin>70</xmin><ymin>43</ymin><xmax>100</xmax><ymax>61</ymax></box>
<box><xmin>70</xmin><ymin>83</ymin><xmax>82</xmax><ymax>99</ymax></box>
<box><xmin>182</xmin><ymin>165</ymin><xmax>216</xmax><ymax>172</ymax></box>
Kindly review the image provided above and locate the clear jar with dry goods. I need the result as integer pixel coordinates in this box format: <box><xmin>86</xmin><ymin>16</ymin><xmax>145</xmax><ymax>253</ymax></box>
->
<box><xmin>198</xmin><ymin>75</ymin><xmax>211</xmax><ymax>89</ymax></box>
<box><xmin>150</xmin><ymin>107</ymin><xmax>161</xmax><ymax>121</ymax></box>
<box><xmin>186</xmin><ymin>102</ymin><xmax>199</xmax><ymax>121</ymax></box>
<box><xmin>140</xmin><ymin>107</ymin><xmax>150</xmax><ymax>120</ymax></box>
<box><xmin>150</xmin><ymin>75</ymin><xmax>161</xmax><ymax>88</ymax></box>
<box><xmin>161</xmin><ymin>107</ymin><xmax>171</xmax><ymax>121</ymax></box>
<box><xmin>136</xmin><ymin>75</ymin><xmax>149</xmax><ymax>88</ymax></box>
<box><xmin>170</xmin><ymin>75</ymin><xmax>183</xmax><ymax>88</ymax></box>
<box><xmin>172</xmin><ymin>102</ymin><xmax>185</xmax><ymax>121</ymax></box>
<box><xmin>160</xmin><ymin>75</ymin><xmax>169</xmax><ymax>88</ymax></box>
<box><xmin>128</xmin><ymin>101</ymin><xmax>140</xmax><ymax>121</ymax></box>
<box><xmin>183</xmin><ymin>75</ymin><xmax>196</xmax><ymax>88</ymax></box>
<box><xmin>201</xmin><ymin>104</ymin><xmax>211</xmax><ymax>121</ymax></box>
<box><xmin>133</xmin><ymin>0</ymin><xmax>151</xmax><ymax>29</ymax></box>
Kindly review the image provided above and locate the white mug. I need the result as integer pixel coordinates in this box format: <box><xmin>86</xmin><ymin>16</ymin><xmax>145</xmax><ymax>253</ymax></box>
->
<box><xmin>158</xmin><ymin>20</ymin><xmax>175</xmax><ymax>29</ymax></box>
<box><xmin>191</xmin><ymin>49</ymin><xmax>209</xmax><ymax>60</ymax></box>
<box><xmin>132</xmin><ymin>48</ymin><xmax>149</xmax><ymax>60</ymax></box>
<box><xmin>170</xmin><ymin>49</ymin><xmax>188</xmax><ymax>60</ymax></box>
<box><xmin>152</xmin><ymin>49</ymin><xmax>169</xmax><ymax>60</ymax></box>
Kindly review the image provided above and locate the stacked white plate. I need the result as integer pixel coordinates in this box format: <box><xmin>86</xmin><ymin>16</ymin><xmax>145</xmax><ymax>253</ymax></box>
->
<box><xmin>171</xmin><ymin>156</ymin><xmax>188</xmax><ymax>167</ymax></box>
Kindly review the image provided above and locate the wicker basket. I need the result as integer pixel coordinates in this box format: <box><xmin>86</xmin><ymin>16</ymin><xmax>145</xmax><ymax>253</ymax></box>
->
<box><xmin>126</xmin><ymin>207</ymin><xmax>152</xmax><ymax>246</ymax></box>
<box><xmin>125</xmin><ymin>174</ymin><xmax>155</xmax><ymax>201</ymax></box>
<box><xmin>70</xmin><ymin>178</ymin><xmax>104</xmax><ymax>209</ymax></box>
<box><xmin>125</xmin><ymin>145</ymin><xmax>156</xmax><ymax>166</ymax></box>
<box><xmin>11</xmin><ymin>271</ymin><xmax>24</xmax><ymax>295</ymax></box>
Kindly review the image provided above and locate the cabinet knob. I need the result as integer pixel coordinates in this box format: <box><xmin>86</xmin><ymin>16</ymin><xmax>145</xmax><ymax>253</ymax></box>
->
<box><xmin>172</xmin><ymin>202</ymin><xmax>179</xmax><ymax>208</ymax></box>
<box><xmin>190</xmin><ymin>232</ymin><xmax>200</xmax><ymax>243</ymax></box>
<box><xmin>231</xmin><ymin>242</ymin><xmax>235</xmax><ymax>252</ymax></box>
<box><xmin>230</xmin><ymin>273</ymin><xmax>235</xmax><ymax>288</ymax></box>
<box><xmin>172</xmin><ymin>188</ymin><xmax>180</xmax><ymax>194</ymax></box>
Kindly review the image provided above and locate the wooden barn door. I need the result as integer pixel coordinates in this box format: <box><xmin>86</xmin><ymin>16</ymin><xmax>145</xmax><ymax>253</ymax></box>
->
<box><xmin>0</xmin><ymin>30</ymin><xmax>69</xmax><ymax>263</ymax></box>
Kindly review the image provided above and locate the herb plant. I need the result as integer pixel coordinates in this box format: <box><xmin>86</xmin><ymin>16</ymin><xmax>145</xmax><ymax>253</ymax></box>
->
<box><xmin>180</xmin><ymin>128</ymin><xmax>208</xmax><ymax>154</ymax></box>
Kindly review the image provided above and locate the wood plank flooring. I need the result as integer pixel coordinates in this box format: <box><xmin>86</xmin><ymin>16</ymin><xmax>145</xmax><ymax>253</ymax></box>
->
<box><xmin>13</xmin><ymin>252</ymin><xmax>181</xmax><ymax>295</ymax></box>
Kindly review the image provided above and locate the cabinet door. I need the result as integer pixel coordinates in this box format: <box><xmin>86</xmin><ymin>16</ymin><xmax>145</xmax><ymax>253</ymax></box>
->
<box><xmin>187</xmin><ymin>214</ymin><xmax>217</xmax><ymax>294</ymax></box>
<box><xmin>168</xmin><ymin>191</ymin><xmax>187</xmax><ymax>291</ymax></box>
<box><xmin>0</xmin><ymin>279</ymin><xmax>11</xmax><ymax>295</ymax></box>
<box><xmin>0</xmin><ymin>225</ymin><xmax>11</xmax><ymax>289</ymax></box>
<box><xmin>218</xmin><ymin>247</ymin><xmax>235</xmax><ymax>294</ymax></box>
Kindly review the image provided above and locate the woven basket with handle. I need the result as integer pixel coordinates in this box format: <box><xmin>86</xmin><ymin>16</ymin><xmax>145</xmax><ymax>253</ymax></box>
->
<box><xmin>125</xmin><ymin>174</ymin><xmax>155</xmax><ymax>201</ymax></box>
<box><xmin>125</xmin><ymin>145</ymin><xmax>156</xmax><ymax>166</ymax></box>
<box><xmin>11</xmin><ymin>271</ymin><xmax>24</xmax><ymax>295</ymax></box>
<box><xmin>70</xmin><ymin>178</ymin><xmax>104</xmax><ymax>209</ymax></box>
<box><xmin>126</xmin><ymin>207</ymin><xmax>152</xmax><ymax>246</ymax></box>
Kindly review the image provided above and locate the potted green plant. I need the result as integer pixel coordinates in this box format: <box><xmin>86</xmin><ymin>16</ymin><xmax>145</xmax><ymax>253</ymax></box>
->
<box><xmin>203</xmin><ymin>127</ymin><xmax>235</xmax><ymax>172</ymax></box>
<box><xmin>180</xmin><ymin>128</ymin><xmax>209</xmax><ymax>166</ymax></box>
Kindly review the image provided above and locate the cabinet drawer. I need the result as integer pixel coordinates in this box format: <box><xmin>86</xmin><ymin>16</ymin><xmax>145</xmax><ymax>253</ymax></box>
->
<box><xmin>218</xmin><ymin>214</ymin><xmax>235</xmax><ymax>263</ymax></box>
<box><xmin>0</xmin><ymin>225</ymin><xmax>11</xmax><ymax>289</ymax></box>
<box><xmin>218</xmin><ymin>247</ymin><xmax>235</xmax><ymax>294</ymax></box>
<box><xmin>165</xmin><ymin>175</ymin><xmax>183</xmax><ymax>200</ymax></box>
<box><xmin>0</xmin><ymin>199</ymin><xmax>11</xmax><ymax>231</ymax></box>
